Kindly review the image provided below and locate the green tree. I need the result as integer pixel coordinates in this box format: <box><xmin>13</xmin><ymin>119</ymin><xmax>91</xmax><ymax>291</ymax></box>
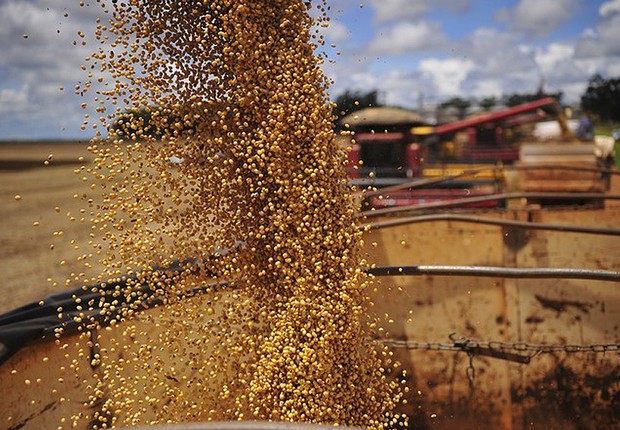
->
<box><xmin>479</xmin><ymin>96</ymin><xmax>497</xmax><ymax>112</ymax></box>
<box><xmin>111</xmin><ymin>108</ymin><xmax>160</xmax><ymax>139</ymax></box>
<box><xmin>581</xmin><ymin>74</ymin><xmax>620</xmax><ymax>122</ymax></box>
<box><xmin>332</xmin><ymin>90</ymin><xmax>381</xmax><ymax>120</ymax></box>
<box><xmin>440</xmin><ymin>97</ymin><xmax>471</xmax><ymax>120</ymax></box>
<box><xmin>504</xmin><ymin>91</ymin><xmax>563</xmax><ymax>107</ymax></box>
<box><xmin>111</xmin><ymin>107</ymin><xmax>191</xmax><ymax>140</ymax></box>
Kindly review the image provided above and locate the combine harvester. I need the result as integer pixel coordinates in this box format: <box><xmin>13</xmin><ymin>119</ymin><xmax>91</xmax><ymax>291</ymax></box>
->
<box><xmin>1</xmin><ymin>98</ymin><xmax>620</xmax><ymax>429</ymax></box>
<box><xmin>343</xmin><ymin>97</ymin><xmax>614</xmax><ymax>209</ymax></box>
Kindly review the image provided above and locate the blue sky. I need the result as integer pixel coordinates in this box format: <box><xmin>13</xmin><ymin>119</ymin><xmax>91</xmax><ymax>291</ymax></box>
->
<box><xmin>322</xmin><ymin>0</ymin><xmax>620</xmax><ymax>108</ymax></box>
<box><xmin>1</xmin><ymin>0</ymin><xmax>620</xmax><ymax>139</ymax></box>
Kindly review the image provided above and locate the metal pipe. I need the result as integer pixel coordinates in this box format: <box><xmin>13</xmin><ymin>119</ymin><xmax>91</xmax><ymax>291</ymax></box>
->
<box><xmin>358</xmin><ymin>165</ymin><xmax>620</xmax><ymax>198</ymax></box>
<box><xmin>360</xmin><ymin>166</ymin><xmax>497</xmax><ymax>197</ymax></box>
<box><xmin>434</xmin><ymin>97</ymin><xmax>560</xmax><ymax>135</ymax></box>
<box><xmin>359</xmin><ymin>192</ymin><xmax>620</xmax><ymax>218</ymax></box>
<box><xmin>511</xmin><ymin>164</ymin><xmax>620</xmax><ymax>175</ymax></box>
<box><xmin>364</xmin><ymin>214</ymin><xmax>620</xmax><ymax>236</ymax></box>
<box><xmin>366</xmin><ymin>265</ymin><xmax>620</xmax><ymax>282</ymax></box>
<box><xmin>125</xmin><ymin>423</ymin><xmax>362</xmax><ymax>430</ymax></box>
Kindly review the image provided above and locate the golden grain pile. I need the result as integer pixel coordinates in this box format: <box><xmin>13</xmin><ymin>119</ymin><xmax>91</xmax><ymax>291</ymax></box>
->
<box><xmin>65</xmin><ymin>0</ymin><xmax>403</xmax><ymax>428</ymax></box>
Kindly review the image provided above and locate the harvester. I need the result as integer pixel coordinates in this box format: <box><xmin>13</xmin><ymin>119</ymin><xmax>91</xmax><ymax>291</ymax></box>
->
<box><xmin>342</xmin><ymin>97</ymin><xmax>613</xmax><ymax>209</ymax></box>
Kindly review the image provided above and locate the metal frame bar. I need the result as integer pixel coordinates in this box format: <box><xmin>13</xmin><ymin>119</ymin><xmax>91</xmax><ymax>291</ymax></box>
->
<box><xmin>358</xmin><ymin>164</ymin><xmax>620</xmax><ymax>198</ymax></box>
<box><xmin>359</xmin><ymin>192</ymin><xmax>620</xmax><ymax>218</ymax></box>
<box><xmin>364</xmin><ymin>213</ymin><xmax>620</xmax><ymax>236</ymax></box>
<box><xmin>375</xmin><ymin>337</ymin><xmax>620</xmax><ymax>364</ymax></box>
<box><xmin>367</xmin><ymin>265</ymin><xmax>620</xmax><ymax>282</ymax></box>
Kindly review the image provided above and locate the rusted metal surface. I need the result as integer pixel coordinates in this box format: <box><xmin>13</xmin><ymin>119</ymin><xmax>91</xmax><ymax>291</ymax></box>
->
<box><xmin>517</xmin><ymin>143</ymin><xmax>606</xmax><ymax>193</ymax></box>
<box><xmin>365</xmin><ymin>212</ymin><xmax>620</xmax><ymax>236</ymax></box>
<box><xmin>364</xmin><ymin>206</ymin><xmax>620</xmax><ymax>429</ymax></box>
<box><xmin>433</xmin><ymin>97</ymin><xmax>561</xmax><ymax>136</ymax></box>
<box><xmin>378</xmin><ymin>338</ymin><xmax>619</xmax><ymax>364</ymax></box>
<box><xmin>361</xmin><ymin>164</ymin><xmax>620</xmax><ymax>198</ymax></box>
<box><xmin>0</xmin><ymin>290</ymin><xmax>252</xmax><ymax>429</ymax></box>
<box><xmin>359</xmin><ymin>192</ymin><xmax>620</xmax><ymax>218</ymax></box>
<box><xmin>1</xmin><ymin>206</ymin><xmax>618</xmax><ymax>429</ymax></box>
<box><xmin>125</xmin><ymin>422</ymin><xmax>363</xmax><ymax>430</ymax></box>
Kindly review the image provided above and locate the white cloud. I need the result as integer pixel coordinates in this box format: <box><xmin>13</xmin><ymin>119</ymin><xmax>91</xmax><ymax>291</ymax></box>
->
<box><xmin>324</xmin><ymin>0</ymin><xmax>358</xmax><ymax>14</ymax></box>
<box><xmin>321</xmin><ymin>21</ymin><xmax>350</xmax><ymax>43</ymax></box>
<box><xmin>496</xmin><ymin>0</ymin><xmax>579</xmax><ymax>38</ymax></box>
<box><xmin>436</xmin><ymin>0</ymin><xmax>472</xmax><ymax>14</ymax></box>
<box><xmin>469</xmin><ymin>79</ymin><xmax>504</xmax><ymax>99</ymax></box>
<box><xmin>323</xmin><ymin>4</ymin><xmax>620</xmax><ymax>108</ymax></box>
<box><xmin>0</xmin><ymin>0</ymin><xmax>106</xmax><ymax>138</ymax></box>
<box><xmin>368</xmin><ymin>0</ymin><xmax>472</xmax><ymax>24</ymax></box>
<box><xmin>459</xmin><ymin>28</ymin><xmax>537</xmax><ymax>76</ymax></box>
<box><xmin>534</xmin><ymin>43</ymin><xmax>575</xmax><ymax>76</ymax></box>
<box><xmin>0</xmin><ymin>87</ymin><xmax>28</xmax><ymax>114</ymax></box>
<box><xmin>560</xmin><ymin>81</ymin><xmax>589</xmax><ymax>102</ymax></box>
<box><xmin>573</xmin><ymin>56</ymin><xmax>620</xmax><ymax>83</ymax></box>
<box><xmin>368</xmin><ymin>21</ymin><xmax>448</xmax><ymax>55</ymax></box>
<box><xmin>347</xmin><ymin>72</ymin><xmax>380</xmax><ymax>91</ymax></box>
<box><xmin>419</xmin><ymin>58</ymin><xmax>475</xmax><ymax>97</ymax></box>
<box><xmin>529</xmin><ymin>44</ymin><xmax>598</xmax><ymax>100</ymax></box>
<box><xmin>2</xmin><ymin>1</ymin><xmax>618</xmax><ymax>138</ymax></box>
<box><xmin>600</xmin><ymin>0</ymin><xmax>620</xmax><ymax>17</ymax></box>
<box><xmin>368</xmin><ymin>0</ymin><xmax>428</xmax><ymax>23</ymax></box>
<box><xmin>377</xmin><ymin>70</ymin><xmax>422</xmax><ymax>107</ymax></box>
<box><xmin>581</xmin><ymin>28</ymin><xmax>596</xmax><ymax>38</ymax></box>
<box><xmin>607</xmin><ymin>63</ymin><xmax>620</xmax><ymax>77</ymax></box>
<box><xmin>576</xmin><ymin>13</ymin><xmax>620</xmax><ymax>57</ymax></box>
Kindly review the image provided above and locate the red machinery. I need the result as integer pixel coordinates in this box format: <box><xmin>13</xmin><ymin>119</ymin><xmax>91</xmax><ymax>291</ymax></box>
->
<box><xmin>345</xmin><ymin>97</ymin><xmax>575</xmax><ymax>208</ymax></box>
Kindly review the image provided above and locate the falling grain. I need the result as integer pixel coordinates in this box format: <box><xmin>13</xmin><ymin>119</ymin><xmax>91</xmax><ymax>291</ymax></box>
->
<box><xmin>63</xmin><ymin>1</ymin><xmax>404</xmax><ymax>428</ymax></box>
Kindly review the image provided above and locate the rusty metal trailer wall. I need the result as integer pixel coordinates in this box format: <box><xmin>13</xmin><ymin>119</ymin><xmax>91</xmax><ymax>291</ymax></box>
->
<box><xmin>1</xmin><ymin>207</ymin><xmax>618</xmax><ymax>430</ymax></box>
<box><xmin>364</xmin><ymin>206</ymin><xmax>620</xmax><ymax>429</ymax></box>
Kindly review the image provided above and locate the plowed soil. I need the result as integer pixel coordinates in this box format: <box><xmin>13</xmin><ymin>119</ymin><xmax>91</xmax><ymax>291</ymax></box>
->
<box><xmin>0</xmin><ymin>141</ymin><xmax>104</xmax><ymax>313</ymax></box>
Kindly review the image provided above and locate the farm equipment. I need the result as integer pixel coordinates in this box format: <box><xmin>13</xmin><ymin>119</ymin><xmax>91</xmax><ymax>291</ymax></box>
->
<box><xmin>343</xmin><ymin>97</ymin><xmax>612</xmax><ymax>208</ymax></box>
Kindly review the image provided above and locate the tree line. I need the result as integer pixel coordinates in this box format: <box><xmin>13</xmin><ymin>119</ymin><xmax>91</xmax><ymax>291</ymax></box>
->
<box><xmin>332</xmin><ymin>74</ymin><xmax>620</xmax><ymax>123</ymax></box>
<box><xmin>580</xmin><ymin>74</ymin><xmax>620</xmax><ymax>122</ymax></box>
<box><xmin>113</xmin><ymin>74</ymin><xmax>620</xmax><ymax>138</ymax></box>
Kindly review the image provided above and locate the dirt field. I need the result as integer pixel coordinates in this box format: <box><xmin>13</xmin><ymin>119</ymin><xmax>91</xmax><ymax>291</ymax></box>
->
<box><xmin>0</xmin><ymin>141</ymin><xmax>106</xmax><ymax>313</ymax></box>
